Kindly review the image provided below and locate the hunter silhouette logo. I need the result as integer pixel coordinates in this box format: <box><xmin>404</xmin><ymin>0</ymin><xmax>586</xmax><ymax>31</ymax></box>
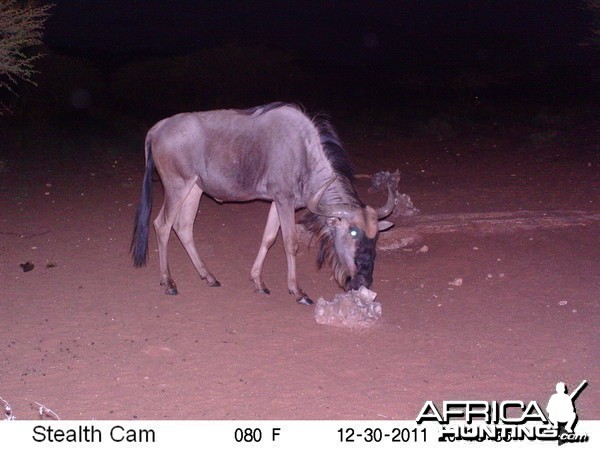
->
<box><xmin>546</xmin><ymin>380</ymin><xmax>588</xmax><ymax>445</ymax></box>
<box><xmin>416</xmin><ymin>380</ymin><xmax>589</xmax><ymax>443</ymax></box>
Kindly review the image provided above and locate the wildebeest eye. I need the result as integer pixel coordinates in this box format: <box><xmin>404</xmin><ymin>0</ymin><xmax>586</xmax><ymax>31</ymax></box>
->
<box><xmin>349</xmin><ymin>227</ymin><xmax>358</xmax><ymax>238</ymax></box>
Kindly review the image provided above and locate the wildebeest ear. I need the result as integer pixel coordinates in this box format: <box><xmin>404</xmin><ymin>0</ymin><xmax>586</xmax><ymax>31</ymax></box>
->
<box><xmin>377</xmin><ymin>220</ymin><xmax>394</xmax><ymax>231</ymax></box>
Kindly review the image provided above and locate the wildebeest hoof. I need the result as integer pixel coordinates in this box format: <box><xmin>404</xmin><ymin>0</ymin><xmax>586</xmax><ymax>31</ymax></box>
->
<box><xmin>256</xmin><ymin>287</ymin><xmax>271</xmax><ymax>295</ymax></box>
<box><xmin>165</xmin><ymin>287</ymin><xmax>178</xmax><ymax>295</ymax></box>
<box><xmin>209</xmin><ymin>280</ymin><xmax>221</xmax><ymax>287</ymax></box>
<box><xmin>297</xmin><ymin>297</ymin><xmax>314</xmax><ymax>306</ymax></box>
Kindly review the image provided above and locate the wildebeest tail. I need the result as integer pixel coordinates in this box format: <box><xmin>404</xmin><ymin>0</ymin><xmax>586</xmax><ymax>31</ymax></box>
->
<box><xmin>131</xmin><ymin>139</ymin><xmax>155</xmax><ymax>267</ymax></box>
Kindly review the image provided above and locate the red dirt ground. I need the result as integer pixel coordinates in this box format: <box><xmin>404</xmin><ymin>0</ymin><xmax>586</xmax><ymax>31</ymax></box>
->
<box><xmin>1</xmin><ymin>118</ymin><xmax>598</xmax><ymax>420</ymax></box>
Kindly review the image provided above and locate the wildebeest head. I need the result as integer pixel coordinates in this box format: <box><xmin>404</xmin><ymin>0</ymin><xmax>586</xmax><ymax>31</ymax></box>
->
<box><xmin>304</xmin><ymin>177</ymin><xmax>394</xmax><ymax>291</ymax></box>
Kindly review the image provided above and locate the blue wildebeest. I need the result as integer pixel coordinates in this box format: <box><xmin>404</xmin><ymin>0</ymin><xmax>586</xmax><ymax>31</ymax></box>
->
<box><xmin>131</xmin><ymin>103</ymin><xmax>394</xmax><ymax>305</ymax></box>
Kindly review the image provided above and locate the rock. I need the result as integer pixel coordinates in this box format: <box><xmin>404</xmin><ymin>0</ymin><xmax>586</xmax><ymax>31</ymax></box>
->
<box><xmin>371</xmin><ymin>170</ymin><xmax>420</xmax><ymax>218</ymax></box>
<box><xmin>314</xmin><ymin>286</ymin><xmax>382</xmax><ymax>329</ymax></box>
<box><xmin>19</xmin><ymin>261</ymin><xmax>34</xmax><ymax>272</ymax></box>
<box><xmin>393</xmin><ymin>193</ymin><xmax>420</xmax><ymax>217</ymax></box>
<box><xmin>377</xmin><ymin>232</ymin><xmax>424</xmax><ymax>251</ymax></box>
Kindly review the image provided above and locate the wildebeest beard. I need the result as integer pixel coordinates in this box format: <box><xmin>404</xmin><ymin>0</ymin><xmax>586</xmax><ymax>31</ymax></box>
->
<box><xmin>301</xmin><ymin>212</ymin><xmax>376</xmax><ymax>291</ymax></box>
<box><xmin>301</xmin><ymin>212</ymin><xmax>346</xmax><ymax>288</ymax></box>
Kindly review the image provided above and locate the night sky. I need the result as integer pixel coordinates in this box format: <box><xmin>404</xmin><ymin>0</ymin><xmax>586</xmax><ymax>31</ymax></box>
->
<box><xmin>9</xmin><ymin>0</ymin><xmax>590</xmax><ymax>118</ymax></box>
<box><xmin>44</xmin><ymin>0</ymin><xmax>592</xmax><ymax>67</ymax></box>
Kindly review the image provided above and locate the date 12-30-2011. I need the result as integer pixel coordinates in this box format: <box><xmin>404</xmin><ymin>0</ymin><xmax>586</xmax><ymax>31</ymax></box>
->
<box><xmin>338</xmin><ymin>427</ymin><xmax>427</xmax><ymax>443</ymax></box>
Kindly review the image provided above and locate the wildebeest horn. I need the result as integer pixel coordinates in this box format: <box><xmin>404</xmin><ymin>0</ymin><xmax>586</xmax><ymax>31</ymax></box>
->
<box><xmin>307</xmin><ymin>176</ymin><xmax>355</xmax><ymax>218</ymax></box>
<box><xmin>376</xmin><ymin>184</ymin><xmax>395</xmax><ymax>219</ymax></box>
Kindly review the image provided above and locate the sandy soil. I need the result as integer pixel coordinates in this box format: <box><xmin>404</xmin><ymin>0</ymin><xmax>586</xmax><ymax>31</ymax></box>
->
<box><xmin>1</xmin><ymin>118</ymin><xmax>598</xmax><ymax>420</ymax></box>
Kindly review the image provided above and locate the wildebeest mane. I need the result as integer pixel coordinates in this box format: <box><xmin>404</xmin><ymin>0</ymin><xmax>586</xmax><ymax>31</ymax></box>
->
<box><xmin>241</xmin><ymin>102</ymin><xmax>359</xmax><ymax>201</ymax></box>
<box><xmin>300</xmin><ymin>113</ymin><xmax>362</xmax><ymax>289</ymax></box>
<box><xmin>239</xmin><ymin>101</ymin><xmax>293</xmax><ymax>116</ymax></box>
<box><xmin>313</xmin><ymin>117</ymin><xmax>355</xmax><ymax>183</ymax></box>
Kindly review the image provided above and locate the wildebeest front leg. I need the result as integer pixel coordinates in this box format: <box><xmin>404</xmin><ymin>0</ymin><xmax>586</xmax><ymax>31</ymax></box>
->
<box><xmin>250</xmin><ymin>202</ymin><xmax>280</xmax><ymax>295</ymax></box>
<box><xmin>275</xmin><ymin>199</ymin><xmax>313</xmax><ymax>305</ymax></box>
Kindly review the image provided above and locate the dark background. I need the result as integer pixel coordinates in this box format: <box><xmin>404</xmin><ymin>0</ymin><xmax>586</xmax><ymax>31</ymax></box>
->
<box><xmin>1</xmin><ymin>2</ymin><xmax>599</xmax><ymax>424</ymax></box>
<box><xmin>5</xmin><ymin>0</ymin><xmax>600</xmax><ymax>130</ymax></box>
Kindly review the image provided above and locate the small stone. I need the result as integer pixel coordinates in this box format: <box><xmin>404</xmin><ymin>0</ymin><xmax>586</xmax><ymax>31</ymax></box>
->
<box><xmin>20</xmin><ymin>261</ymin><xmax>34</xmax><ymax>272</ymax></box>
<box><xmin>448</xmin><ymin>278</ymin><xmax>463</xmax><ymax>286</ymax></box>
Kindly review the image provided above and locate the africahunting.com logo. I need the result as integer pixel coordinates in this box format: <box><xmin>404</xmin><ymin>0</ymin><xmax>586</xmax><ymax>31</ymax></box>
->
<box><xmin>416</xmin><ymin>380</ymin><xmax>589</xmax><ymax>444</ymax></box>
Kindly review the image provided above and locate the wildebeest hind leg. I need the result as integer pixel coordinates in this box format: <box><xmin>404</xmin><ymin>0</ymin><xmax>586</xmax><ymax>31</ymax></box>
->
<box><xmin>250</xmin><ymin>202</ymin><xmax>280</xmax><ymax>295</ymax></box>
<box><xmin>173</xmin><ymin>184</ymin><xmax>221</xmax><ymax>287</ymax></box>
<box><xmin>154</xmin><ymin>202</ymin><xmax>179</xmax><ymax>295</ymax></box>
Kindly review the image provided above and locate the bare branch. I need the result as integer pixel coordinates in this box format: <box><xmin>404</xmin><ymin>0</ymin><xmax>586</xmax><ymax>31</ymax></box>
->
<box><xmin>0</xmin><ymin>395</ymin><xmax>16</xmax><ymax>420</ymax></box>
<box><xmin>0</xmin><ymin>0</ymin><xmax>53</xmax><ymax>107</ymax></box>
<box><xmin>34</xmin><ymin>401</ymin><xmax>61</xmax><ymax>420</ymax></box>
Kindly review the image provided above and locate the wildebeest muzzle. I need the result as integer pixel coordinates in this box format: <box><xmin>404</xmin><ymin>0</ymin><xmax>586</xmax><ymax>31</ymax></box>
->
<box><xmin>346</xmin><ymin>237</ymin><xmax>376</xmax><ymax>291</ymax></box>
